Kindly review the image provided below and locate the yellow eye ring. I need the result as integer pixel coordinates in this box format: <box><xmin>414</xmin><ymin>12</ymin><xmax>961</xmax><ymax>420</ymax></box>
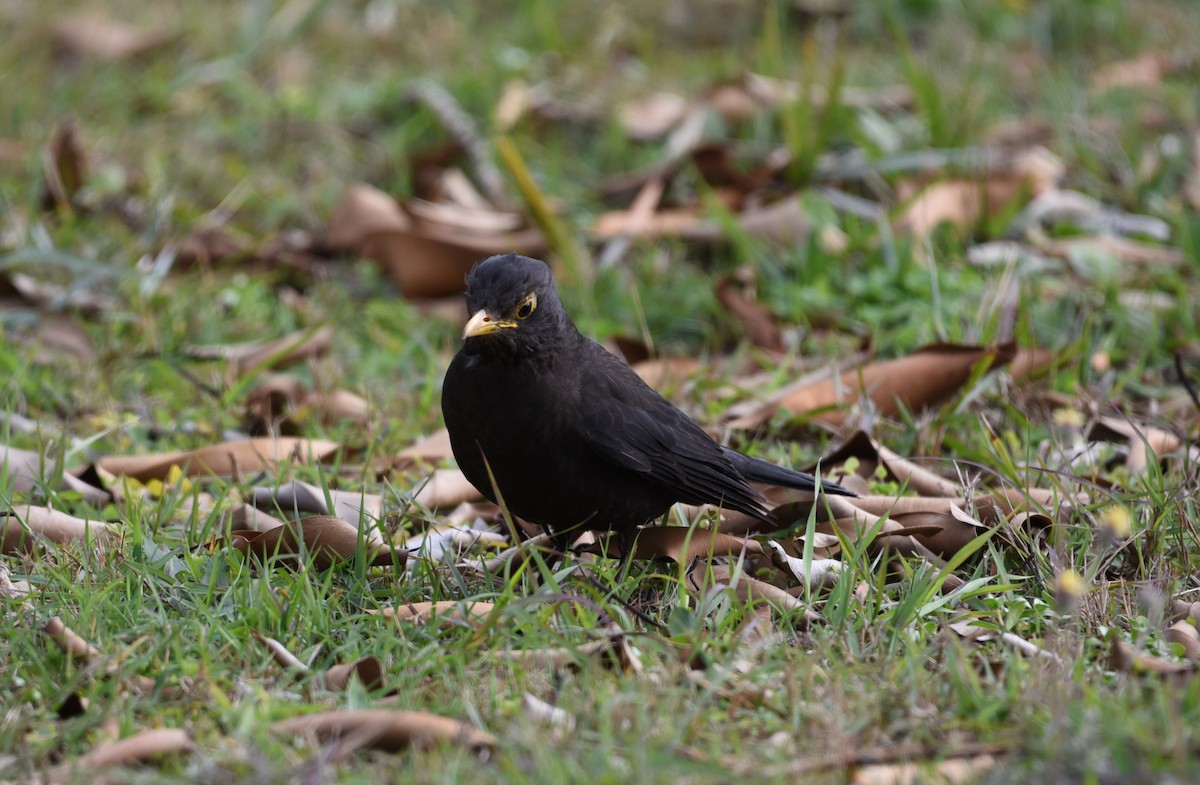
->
<box><xmin>515</xmin><ymin>293</ymin><xmax>537</xmax><ymax>320</ymax></box>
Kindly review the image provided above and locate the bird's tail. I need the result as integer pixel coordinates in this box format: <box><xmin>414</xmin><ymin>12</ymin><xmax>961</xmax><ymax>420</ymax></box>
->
<box><xmin>724</xmin><ymin>449</ymin><xmax>856</xmax><ymax>497</ymax></box>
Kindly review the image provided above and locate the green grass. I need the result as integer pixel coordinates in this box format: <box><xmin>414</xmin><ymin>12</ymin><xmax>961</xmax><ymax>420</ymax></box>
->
<box><xmin>2</xmin><ymin>0</ymin><xmax>1200</xmax><ymax>782</ymax></box>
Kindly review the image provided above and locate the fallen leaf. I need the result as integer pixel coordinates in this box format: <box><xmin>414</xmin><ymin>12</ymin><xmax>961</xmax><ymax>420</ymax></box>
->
<box><xmin>413</xmin><ymin>468</ymin><xmax>485</xmax><ymax>509</ymax></box>
<box><xmin>42</xmin><ymin>616</ymin><xmax>102</xmax><ymax>661</ymax></box>
<box><xmin>764</xmin><ymin>540</ymin><xmax>841</xmax><ymax>588</ymax></box>
<box><xmin>1109</xmin><ymin>638</ymin><xmax>1196</xmax><ymax>681</ymax></box>
<box><xmin>1</xmin><ymin>505</ymin><xmax>111</xmax><ymax>555</ymax></box>
<box><xmin>582</xmin><ymin>526</ymin><xmax>763</xmax><ymax>563</ymax></box>
<box><xmin>324</xmin><ymin>183</ymin><xmax>410</xmax><ymax>251</ymax></box>
<box><xmin>521</xmin><ymin>692</ymin><xmax>576</xmax><ymax>738</ymax></box>
<box><xmin>1087</xmin><ymin>416</ymin><xmax>1198</xmax><ymax>476</ymax></box>
<box><xmin>394</xmin><ymin>428</ymin><xmax>454</xmax><ymax>469</ymax></box>
<box><xmin>1040</xmin><ymin>235</ymin><xmax>1185</xmax><ymax>266</ymax></box>
<box><xmin>173</xmin><ymin>227</ymin><xmax>251</xmax><ymax>268</ymax></box>
<box><xmin>620</xmin><ymin>92</ymin><xmax>692</xmax><ymax>141</ymax></box>
<box><xmin>853</xmin><ymin>754</ymin><xmax>997</xmax><ymax>785</ymax></box>
<box><xmin>716</xmin><ymin>273</ymin><xmax>783</xmax><ymax>352</ymax></box>
<box><xmin>697</xmin><ymin>564</ymin><xmax>822</xmax><ymax>629</ymax></box>
<box><xmin>505</xmin><ymin>632</ymin><xmax>643</xmax><ymax>674</ymax></box>
<box><xmin>227</xmin><ymin>515</ymin><xmax>403</xmax><ymax>570</ymax></box>
<box><xmin>1166</xmin><ymin>621</ymin><xmax>1200</xmax><ymax>661</ymax></box>
<box><xmin>630</xmin><ymin>357</ymin><xmax>702</xmax><ymax>393</ymax></box>
<box><xmin>1091</xmin><ymin>51</ymin><xmax>1177</xmax><ymax>90</ymax></box>
<box><xmin>51</xmin><ymin>13</ymin><xmax>175</xmax><ymax>61</ymax></box>
<box><xmin>41</xmin><ymin>118</ymin><xmax>86</xmax><ymax>211</ymax></box>
<box><xmin>322</xmin><ymin>655</ymin><xmax>385</xmax><ymax>691</ymax></box>
<box><xmin>31</xmin><ymin>312</ymin><xmax>97</xmax><ymax>364</ymax></box>
<box><xmin>251</xmin><ymin>480</ymin><xmax>383</xmax><ymax>525</ymax></box>
<box><xmin>813</xmin><ymin>431</ymin><xmax>961</xmax><ymax>497</ymax></box>
<box><xmin>98</xmin><ymin>437</ymin><xmax>341</xmax><ymax>482</ymax></box>
<box><xmin>373</xmin><ymin>600</ymin><xmax>497</xmax><ymax>628</ymax></box>
<box><xmin>272</xmin><ymin>709</ymin><xmax>495</xmax><ymax>753</ymax></box>
<box><xmin>778</xmin><ymin>343</ymin><xmax>1017</xmax><ymax>426</ymax></box>
<box><xmin>48</xmin><ymin>728</ymin><xmax>193</xmax><ymax>783</ymax></box>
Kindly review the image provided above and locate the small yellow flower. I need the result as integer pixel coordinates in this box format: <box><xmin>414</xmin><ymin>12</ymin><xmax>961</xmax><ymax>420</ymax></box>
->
<box><xmin>1100</xmin><ymin>505</ymin><xmax>1132</xmax><ymax>539</ymax></box>
<box><xmin>1056</xmin><ymin>569</ymin><xmax>1086</xmax><ymax>600</ymax></box>
<box><xmin>1052</xmin><ymin>408</ymin><xmax>1085</xmax><ymax>428</ymax></box>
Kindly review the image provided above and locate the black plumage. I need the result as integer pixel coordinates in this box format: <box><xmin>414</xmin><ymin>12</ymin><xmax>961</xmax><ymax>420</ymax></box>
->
<box><xmin>441</xmin><ymin>253</ymin><xmax>852</xmax><ymax>556</ymax></box>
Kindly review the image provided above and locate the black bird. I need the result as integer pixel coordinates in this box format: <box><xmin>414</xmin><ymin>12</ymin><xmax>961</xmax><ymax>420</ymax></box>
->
<box><xmin>442</xmin><ymin>253</ymin><xmax>852</xmax><ymax>559</ymax></box>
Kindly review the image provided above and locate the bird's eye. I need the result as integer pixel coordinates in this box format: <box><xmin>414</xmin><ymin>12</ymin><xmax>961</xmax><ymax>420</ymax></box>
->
<box><xmin>514</xmin><ymin>293</ymin><xmax>537</xmax><ymax>320</ymax></box>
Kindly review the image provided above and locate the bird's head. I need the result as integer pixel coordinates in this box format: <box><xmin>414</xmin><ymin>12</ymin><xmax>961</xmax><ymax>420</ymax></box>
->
<box><xmin>460</xmin><ymin>254</ymin><xmax>570</xmax><ymax>356</ymax></box>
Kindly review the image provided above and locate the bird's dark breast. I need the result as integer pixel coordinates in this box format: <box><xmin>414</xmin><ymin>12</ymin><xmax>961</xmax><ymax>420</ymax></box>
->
<box><xmin>443</xmin><ymin>352</ymin><xmax>675</xmax><ymax>535</ymax></box>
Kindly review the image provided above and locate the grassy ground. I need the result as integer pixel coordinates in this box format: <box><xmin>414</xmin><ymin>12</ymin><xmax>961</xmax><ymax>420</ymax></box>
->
<box><xmin>2</xmin><ymin>1</ymin><xmax>1200</xmax><ymax>782</ymax></box>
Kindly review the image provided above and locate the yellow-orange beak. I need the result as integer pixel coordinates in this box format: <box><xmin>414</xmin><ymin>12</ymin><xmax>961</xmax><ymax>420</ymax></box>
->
<box><xmin>463</xmin><ymin>309</ymin><xmax>517</xmax><ymax>339</ymax></box>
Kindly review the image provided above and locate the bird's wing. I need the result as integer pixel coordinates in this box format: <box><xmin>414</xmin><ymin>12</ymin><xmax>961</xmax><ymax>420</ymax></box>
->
<box><xmin>574</xmin><ymin>351</ymin><xmax>768</xmax><ymax>517</ymax></box>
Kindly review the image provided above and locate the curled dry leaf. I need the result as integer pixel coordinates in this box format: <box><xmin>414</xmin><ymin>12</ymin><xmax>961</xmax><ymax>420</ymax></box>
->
<box><xmin>41</xmin><ymin>118</ymin><xmax>86</xmax><ymax>211</ymax></box>
<box><xmin>251</xmin><ymin>480</ymin><xmax>383</xmax><ymax>526</ymax></box>
<box><xmin>696</xmin><ymin>564</ymin><xmax>822</xmax><ymax>629</ymax></box>
<box><xmin>1166</xmin><ymin>621</ymin><xmax>1200</xmax><ymax>661</ymax></box>
<box><xmin>227</xmin><ymin>515</ymin><xmax>404</xmax><ymax>570</ymax></box>
<box><xmin>326</xmin><ymin>183</ymin><xmax>546</xmax><ymax>299</ymax></box>
<box><xmin>2</xmin><ymin>505</ymin><xmax>110</xmax><ymax>555</ymax></box>
<box><xmin>255</xmin><ymin>633</ymin><xmax>309</xmax><ymax>674</ymax></box>
<box><xmin>1090</xmin><ymin>50</ymin><xmax>1178</xmax><ymax>90</ymax></box>
<box><xmin>630</xmin><ymin>356</ymin><xmax>702</xmax><ymax>394</ymax></box>
<box><xmin>1087</xmin><ymin>416</ymin><xmax>1199</xmax><ymax>476</ymax></box>
<box><xmin>48</xmin><ymin>728</ymin><xmax>193</xmax><ymax>783</ymax></box>
<box><xmin>51</xmin><ymin>13</ymin><xmax>175</xmax><ymax>61</ymax></box>
<box><xmin>272</xmin><ymin>709</ymin><xmax>495</xmax><ymax>753</ymax></box>
<box><xmin>896</xmin><ymin>147</ymin><xmax>1063</xmax><ymax>236</ymax></box>
<box><xmin>98</xmin><ymin>436</ymin><xmax>341</xmax><ymax>482</ymax></box>
<box><xmin>322</xmin><ymin>655</ymin><xmax>385</xmax><ymax>691</ymax></box>
<box><xmin>778</xmin><ymin>342</ymin><xmax>1018</xmax><ymax>426</ymax></box>
<box><xmin>1040</xmin><ymin>234</ymin><xmax>1184</xmax><ymax>266</ymax></box>
<box><xmin>853</xmin><ymin>754</ymin><xmax>997</xmax><ymax>785</ymax></box>
<box><xmin>372</xmin><ymin>601</ymin><xmax>497</xmax><ymax>628</ymax></box>
<box><xmin>413</xmin><ymin>468</ymin><xmax>485</xmax><ymax>509</ymax></box>
<box><xmin>583</xmin><ymin>526</ymin><xmax>763</xmax><ymax>563</ymax></box>
<box><xmin>43</xmin><ymin>616</ymin><xmax>102</xmax><ymax>661</ymax></box>
<box><xmin>716</xmin><ymin>274</ymin><xmax>783</xmax><ymax>353</ymax></box>
<box><xmin>763</xmin><ymin>540</ymin><xmax>841</xmax><ymax>589</ymax></box>
<box><xmin>1109</xmin><ymin>638</ymin><xmax>1197</xmax><ymax>681</ymax></box>
<box><xmin>394</xmin><ymin>427</ymin><xmax>454</xmax><ymax>469</ymax></box>
<box><xmin>521</xmin><ymin>693</ymin><xmax>576</xmax><ymax>737</ymax></box>
<box><xmin>947</xmin><ymin>620</ymin><xmax>1064</xmax><ymax>663</ymax></box>
<box><xmin>505</xmin><ymin>632</ymin><xmax>643</xmax><ymax>674</ymax></box>
<box><xmin>814</xmin><ymin>431</ymin><xmax>960</xmax><ymax>497</ymax></box>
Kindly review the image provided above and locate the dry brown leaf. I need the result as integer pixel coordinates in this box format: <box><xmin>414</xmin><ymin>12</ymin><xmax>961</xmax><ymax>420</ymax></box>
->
<box><xmin>51</xmin><ymin>13</ymin><xmax>174</xmax><ymax>61</ymax></box>
<box><xmin>373</xmin><ymin>600</ymin><xmax>497</xmax><ymax>628</ymax></box>
<box><xmin>581</xmin><ymin>526</ymin><xmax>764</xmax><ymax>563</ymax></box>
<box><xmin>1087</xmin><ymin>416</ymin><xmax>1198</xmax><ymax>476</ymax></box>
<box><xmin>1109</xmin><ymin>638</ymin><xmax>1197</xmax><ymax>680</ymax></box>
<box><xmin>325</xmin><ymin>184</ymin><xmax>410</xmax><ymax>251</ymax></box>
<box><xmin>305</xmin><ymin>389</ymin><xmax>370</xmax><ymax>423</ymax></box>
<box><xmin>43</xmin><ymin>616</ymin><xmax>102</xmax><ymax>661</ymax></box>
<box><xmin>395</xmin><ymin>428</ymin><xmax>454</xmax><ymax>469</ymax></box>
<box><xmin>699</xmin><ymin>564</ymin><xmax>822</xmax><ymax>628</ymax></box>
<box><xmin>1166</xmin><ymin>621</ymin><xmax>1200</xmax><ymax>661</ymax></box>
<box><xmin>327</xmin><ymin>179</ymin><xmax>545</xmax><ymax>299</ymax></box>
<box><xmin>322</xmin><ymin>655</ymin><xmax>385</xmax><ymax>691</ymax></box>
<box><xmin>5</xmin><ymin>451</ymin><xmax>89</xmax><ymax>504</ymax></box>
<box><xmin>32</xmin><ymin>312</ymin><xmax>97</xmax><ymax>364</ymax></box>
<box><xmin>272</xmin><ymin>708</ymin><xmax>495</xmax><ymax>753</ymax></box>
<box><xmin>853</xmin><ymin>754</ymin><xmax>997</xmax><ymax>785</ymax></box>
<box><xmin>255</xmin><ymin>632</ymin><xmax>308</xmax><ymax>674</ymax></box>
<box><xmin>505</xmin><ymin>632</ymin><xmax>643</xmax><ymax>674</ymax></box>
<box><xmin>814</xmin><ymin>431</ymin><xmax>960</xmax><ymax>497</ymax></box>
<box><xmin>98</xmin><ymin>436</ymin><xmax>341</xmax><ymax>482</ymax></box>
<box><xmin>227</xmin><ymin>515</ymin><xmax>403</xmax><ymax>570</ymax></box>
<box><xmin>41</xmin><ymin>118</ymin><xmax>85</xmax><ymax>211</ymax></box>
<box><xmin>1008</xmin><ymin>347</ymin><xmax>1059</xmax><ymax>380</ymax></box>
<box><xmin>413</xmin><ymin>468</ymin><xmax>485</xmax><ymax>509</ymax></box>
<box><xmin>621</xmin><ymin>92</ymin><xmax>692</xmax><ymax>141</ymax></box>
<box><xmin>251</xmin><ymin>480</ymin><xmax>383</xmax><ymax>525</ymax></box>
<box><xmin>1090</xmin><ymin>51</ymin><xmax>1177</xmax><ymax>90</ymax></box>
<box><xmin>896</xmin><ymin>148</ymin><xmax>1060</xmax><ymax>236</ymax></box>
<box><xmin>173</xmin><ymin>227</ymin><xmax>251</xmax><ymax>268</ymax></box>
<box><xmin>629</xmin><ymin>356</ymin><xmax>702</xmax><ymax>393</ymax></box>
<box><xmin>716</xmin><ymin>273</ymin><xmax>783</xmax><ymax>352</ymax></box>
<box><xmin>1169</xmin><ymin>599</ymin><xmax>1200</xmax><ymax>626</ymax></box>
<box><xmin>48</xmin><ymin>728</ymin><xmax>193</xmax><ymax>783</ymax></box>
<box><xmin>1</xmin><ymin>505</ymin><xmax>111</xmax><ymax>555</ymax></box>
<box><xmin>779</xmin><ymin>343</ymin><xmax>1017</xmax><ymax>426</ymax></box>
